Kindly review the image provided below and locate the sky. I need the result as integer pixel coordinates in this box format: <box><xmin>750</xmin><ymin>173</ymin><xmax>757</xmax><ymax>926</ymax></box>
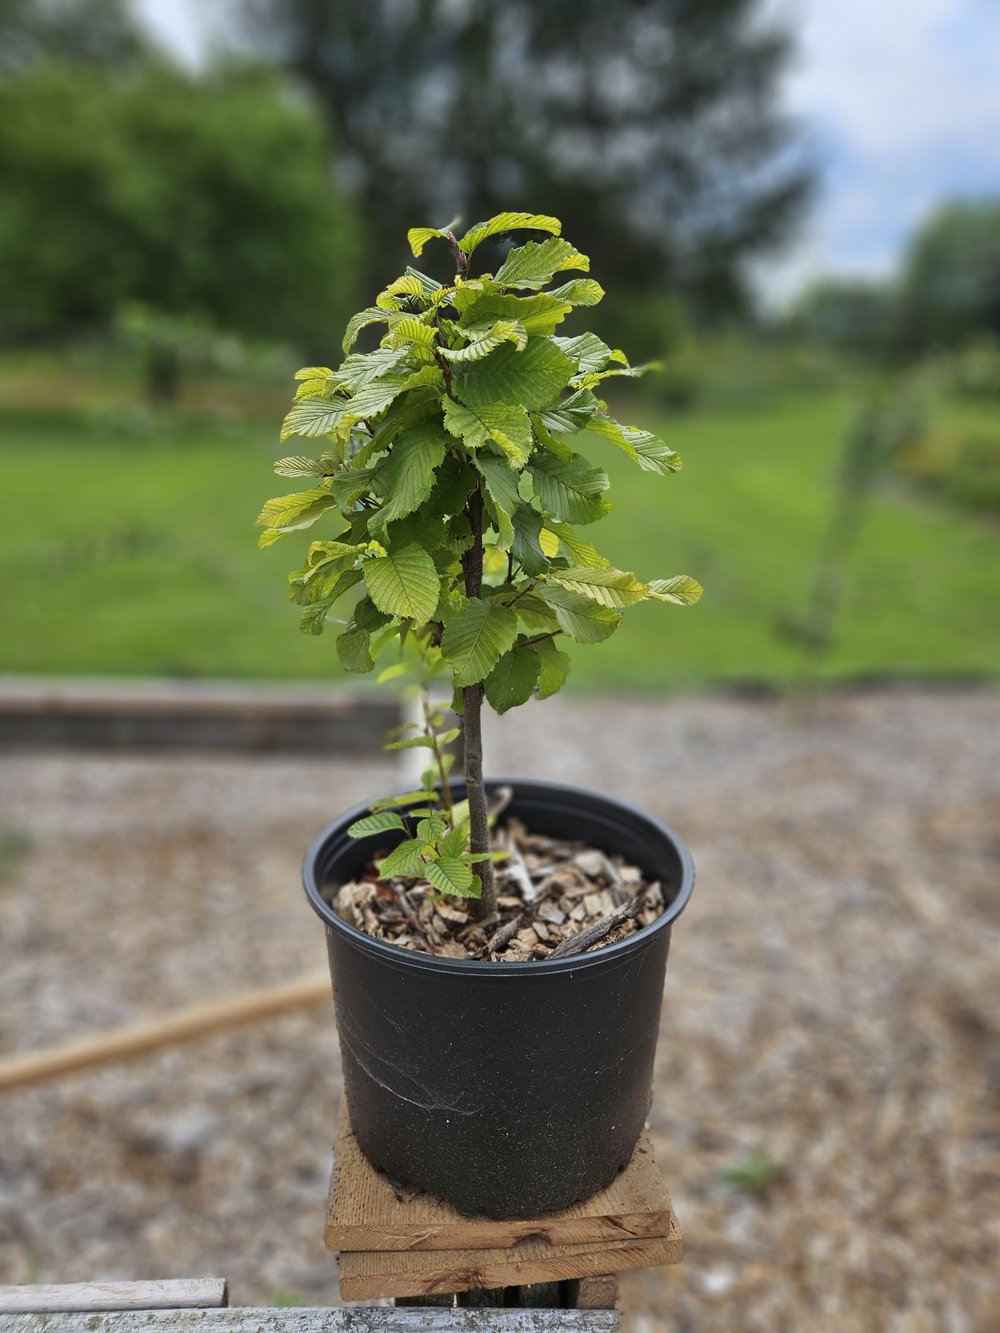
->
<box><xmin>136</xmin><ymin>0</ymin><xmax>1000</xmax><ymax>301</ymax></box>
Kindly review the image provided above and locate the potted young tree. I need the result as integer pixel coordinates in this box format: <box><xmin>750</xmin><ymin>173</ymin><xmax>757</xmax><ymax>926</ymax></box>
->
<box><xmin>258</xmin><ymin>213</ymin><xmax>701</xmax><ymax>1220</ymax></box>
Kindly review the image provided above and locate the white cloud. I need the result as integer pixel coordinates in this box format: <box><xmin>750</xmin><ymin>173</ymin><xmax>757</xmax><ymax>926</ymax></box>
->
<box><xmin>763</xmin><ymin>0</ymin><xmax>1000</xmax><ymax>293</ymax></box>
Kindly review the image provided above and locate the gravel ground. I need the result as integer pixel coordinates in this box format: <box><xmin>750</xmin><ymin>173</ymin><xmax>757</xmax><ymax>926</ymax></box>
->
<box><xmin>0</xmin><ymin>687</ymin><xmax>997</xmax><ymax>1331</ymax></box>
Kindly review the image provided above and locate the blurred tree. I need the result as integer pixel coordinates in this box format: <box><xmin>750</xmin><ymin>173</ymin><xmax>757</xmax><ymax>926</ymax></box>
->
<box><xmin>788</xmin><ymin>278</ymin><xmax>895</xmax><ymax>362</ymax></box>
<box><xmin>896</xmin><ymin>200</ymin><xmax>1000</xmax><ymax>353</ymax></box>
<box><xmin>242</xmin><ymin>0</ymin><xmax>812</xmax><ymax>329</ymax></box>
<box><xmin>0</xmin><ymin>60</ymin><xmax>359</xmax><ymax>376</ymax></box>
<box><xmin>0</xmin><ymin>0</ymin><xmax>146</xmax><ymax>71</ymax></box>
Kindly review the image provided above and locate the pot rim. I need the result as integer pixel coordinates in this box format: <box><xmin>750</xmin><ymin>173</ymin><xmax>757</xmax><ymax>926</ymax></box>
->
<box><xmin>302</xmin><ymin>776</ymin><xmax>695</xmax><ymax>977</ymax></box>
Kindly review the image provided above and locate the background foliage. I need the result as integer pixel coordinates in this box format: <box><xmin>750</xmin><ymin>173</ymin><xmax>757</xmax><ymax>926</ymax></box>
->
<box><xmin>244</xmin><ymin>0</ymin><xmax>812</xmax><ymax>346</ymax></box>
<box><xmin>0</xmin><ymin>0</ymin><xmax>996</xmax><ymax>690</ymax></box>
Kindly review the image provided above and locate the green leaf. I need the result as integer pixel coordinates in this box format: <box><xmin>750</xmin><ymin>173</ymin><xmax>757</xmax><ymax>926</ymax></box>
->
<box><xmin>484</xmin><ymin>645</ymin><xmax>540</xmax><ymax>714</ymax></box>
<box><xmin>535</xmin><ymin>389</ymin><xmax>599</xmax><ymax>436</ymax></box>
<box><xmin>387</xmin><ymin>315</ymin><xmax>437</xmax><ymax>350</ymax></box>
<box><xmin>384</xmin><ymin>735</ymin><xmax>438</xmax><ymax>751</ymax></box>
<box><xmin>342</xmin><ymin>307</ymin><xmax>390</xmax><ymax>353</ymax></box>
<box><xmin>295</xmin><ymin>567</ymin><xmax>364</xmax><ymax>634</ymax></box>
<box><xmin>407</xmin><ymin>223</ymin><xmax>457</xmax><ymax>257</ymax></box>
<box><xmin>302</xmin><ymin>539</ymin><xmax>364</xmax><ymax>575</ymax></box>
<box><xmin>646</xmin><ymin>576</ymin><xmax>704</xmax><ymax>606</ymax></box>
<box><xmin>442</xmin><ymin>397</ymin><xmax>532</xmax><ymax>469</ymax></box>
<box><xmin>299</xmin><ymin>604</ymin><xmax>329</xmax><ymax>635</ymax></box>
<box><xmin>404</xmin><ymin>266</ymin><xmax>446</xmax><ymax>297</ymax></box>
<box><xmin>273</xmin><ymin>455</ymin><xmax>336</xmax><ymax>479</ymax></box>
<box><xmin>353</xmin><ymin>596</ymin><xmax>391</xmax><ymax>633</ymax></box>
<box><xmin>511</xmin><ymin>504</ymin><xmax>549</xmax><ymax>576</ymax></box>
<box><xmin>377</xmin><ymin>663</ymin><xmax>407</xmax><ymax>684</ymax></box>
<box><xmin>417</xmin><ymin>816</ymin><xmax>447</xmax><ymax>843</ymax></box>
<box><xmin>362</xmin><ymin>543</ymin><xmax>440</xmax><ymax>624</ymax></box>
<box><xmin>542</xmin><ymin>523</ymin><xmax>610</xmax><ymax>568</ymax></box>
<box><xmin>506</xmin><ymin>591</ymin><xmax>558</xmax><ymax>631</ymax></box>
<box><xmin>336</xmin><ymin>624</ymin><xmax>374</xmax><ymax>673</ymax></box>
<box><xmin>474</xmin><ymin>452</ymin><xmax>520</xmax><ymax>546</ymax></box>
<box><xmin>440</xmin><ymin>598</ymin><xmax>518</xmax><ymax>685</ymax></box>
<box><xmin>574</xmin><ymin>360</ymin><xmax>656</xmax><ymax>390</ymax></box>
<box><xmin>453</xmin><ymin>337</ymin><xmax>575</xmax><ymax>413</ymax></box>
<box><xmin>330</xmin><ymin>466</ymin><xmax>378</xmax><ymax>508</ymax></box>
<box><xmin>349</xmin><ymin>365</ymin><xmax>443</xmax><ymax>421</ymax></box>
<box><xmin>548</xmin><ymin>278</ymin><xmax>605</xmax><ymax>307</ymax></box>
<box><xmin>292</xmin><ymin>563</ymin><xmax>362</xmax><ymax>607</ymax></box>
<box><xmin>529</xmin><ymin>452</ymin><xmax>611</xmax><ymax>525</ymax></box>
<box><xmin>537</xmin><ymin>584</ymin><xmax>621</xmax><ymax>643</ymax></box>
<box><xmin>280</xmin><ymin>398</ymin><xmax>349</xmax><ymax>442</ymax></box>
<box><xmin>331</xmin><ymin>346</ymin><xmax>410</xmax><ymax>394</ymax></box>
<box><xmin>376</xmin><ymin>273</ymin><xmax>430</xmax><ymax>310</ymax></box>
<box><xmin>379</xmin><ymin>267</ymin><xmax>444</xmax><ymax>305</ymax></box>
<box><xmin>371</xmin><ymin>385</ymin><xmax>441</xmax><ymax>448</ymax></box>
<box><xmin>368</xmin><ymin>423</ymin><xmax>446</xmax><ymax>532</ymax></box>
<box><xmin>536</xmin><ymin>639</ymin><xmax>572</xmax><ymax>699</ymax></box>
<box><xmin>378</xmin><ymin>839</ymin><xmax>429</xmax><ymax>878</ymax></box>
<box><xmin>256</xmin><ymin>489</ymin><xmax>338</xmax><ymax>533</ymax></box>
<box><xmin>424</xmin><ymin>856</ymin><xmax>477</xmax><ymax>897</ymax></box>
<box><xmin>384</xmin><ymin>510</ymin><xmax>449</xmax><ymax>556</ymax></box>
<box><xmin>546</xmin><ymin>566</ymin><xmax>648</xmax><ymax>609</ymax></box>
<box><xmin>347</xmin><ymin>811</ymin><xmax>407</xmax><ymax>837</ymax></box>
<box><xmin>426</xmin><ymin>454</ymin><xmax>475</xmax><ymax>518</ymax></box>
<box><xmin>458</xmin><ymin>212</ymin><xmax>562</xmax><ymax>255</ymax></box>
<box><xmin>438</xmin><ymin>821</ymin><xmax>470</xmax><ymax>858</ymax></box>
<box><xmin>440</xmin><ymin>319</ymin><xmax>527</xmax><ymax>362</ymax></box>
<box><xmin>495</xmin><ymin>237</ymin><xmax>590</xmax><ymax>289</ymax></box>
<box><xmin>553</xmin><ymin>333</ymin><xmax>618</xmax><ymax>376</ymax></box>
<box><xmin>371</xmin><ymin>790</ymin><xmax>435</xmax><ymax>811</ymax></box>
<box><xmin>531</xmin><ymin>414</ymin><xmax>575</xmax><ymax>462</ymax></box>
<box><xmin>586</xmin><ymin>417</ymin><xmax>682</xmax><ymax>475</ymax></box>
<box><xmin>456</xmin><ymin>291</ymin><xmax>572</xmax><ymax>337</ymax></box>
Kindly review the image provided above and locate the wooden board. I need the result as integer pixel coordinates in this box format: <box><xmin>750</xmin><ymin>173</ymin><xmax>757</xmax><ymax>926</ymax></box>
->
<box><xmin>327</xmin><ymin>1115</ymin><xmax>675</xmax><ymax>1253</ymax></box>
<box><xmin>0</xmin><ymin>1280</ymin><xmax>228</xmax><ymax>1313</ymax></box>
<box><xmin>5</xmin><ymin>1310</ymin><xmax>620</xmax><ymax>1332</ymax></box>
<box><xmin>338</xmin><ymin>1216</ymin><xmax>684</xmax><ymax>1302</ymax></box>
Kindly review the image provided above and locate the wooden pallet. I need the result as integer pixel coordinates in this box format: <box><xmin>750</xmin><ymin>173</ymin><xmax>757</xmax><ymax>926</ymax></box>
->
<box><xmin>327</xmin><ymin>1107</ymin><xmax>683</xmax><ymax>1303</ymax></box>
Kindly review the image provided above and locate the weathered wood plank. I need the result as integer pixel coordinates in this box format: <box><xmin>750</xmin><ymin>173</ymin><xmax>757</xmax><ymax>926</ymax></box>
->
<box><xmin>0</xmin><ymin>679</ymin><xmax>398</xmax><ymax>754</ymax></box>
<box><xmin>570</xmin><ymin>1277</ymin><xmax>618</xmax><ymax>1310</ymax></box>
<box><xmin>3</xmin><ymin>1309</ymin><xmax>620</xmax><ymax>1332</ymax></box>
<box><xmin>338</xmin><ymin>1218</ymin><xmax>683</xmax><ymax>1301</ymax></box>
<box><xmin>327</xmin><ymin>1116</ymin><xmax>674</xmax><ymax>1253</ymax></box>
<box><xmin>0</xmin><ymin>1280</ymin><xmax>228</xmax><ymax>1313</ymax></box>
<box><xmin>0</xmin><ymin>975</ymin><xmax>331</xmax><ymax>1093</ymax></box>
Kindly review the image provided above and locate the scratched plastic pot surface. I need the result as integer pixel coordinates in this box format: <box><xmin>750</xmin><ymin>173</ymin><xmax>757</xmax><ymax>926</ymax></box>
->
<box><xmin>303</xmin><ymin>778</ymin><xmax>695</xmax><ymax>1220</ymax></box>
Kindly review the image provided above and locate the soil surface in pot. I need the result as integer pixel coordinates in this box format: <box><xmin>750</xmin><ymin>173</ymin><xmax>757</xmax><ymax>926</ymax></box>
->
<box><xmin>321</xmin><ymin>812</ymin><xmax>665</xmax><ymax>961</ymax></box>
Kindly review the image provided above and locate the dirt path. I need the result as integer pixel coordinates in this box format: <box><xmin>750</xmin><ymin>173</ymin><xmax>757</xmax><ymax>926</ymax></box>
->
<box><xmin>1</xmin><ymin>688</ymin><xmax>997</xmax><ymax>1330</ymax></box>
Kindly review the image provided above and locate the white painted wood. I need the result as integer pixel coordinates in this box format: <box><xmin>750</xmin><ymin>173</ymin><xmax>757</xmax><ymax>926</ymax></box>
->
<box><xmin>0</xmin><ymin>1280</ymin><xmax>228</xmax><ymax>1313</ymax></box>
<box><xmin>0</xmin><ymin>1308</ymin><xmax>619</xmax><ymax>1332</ymax></box>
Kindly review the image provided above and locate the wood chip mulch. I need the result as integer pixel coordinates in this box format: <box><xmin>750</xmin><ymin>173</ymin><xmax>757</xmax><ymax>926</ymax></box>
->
<box><xmin>324</xmin><ymin>815</ymin><xmax>666</xmax><ymax>962</ymax></box>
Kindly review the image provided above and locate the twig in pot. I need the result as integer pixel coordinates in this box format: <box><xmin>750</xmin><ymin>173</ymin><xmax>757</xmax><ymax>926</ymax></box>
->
<box><xmin>547</xmin><ymin>882</ymin><xmax>661</xmax><ymax>960</ymax></box>
<box><xmin>475</xmin><ymin>915</ymin><xmax>522</xmax><ymax>959</ymax></box>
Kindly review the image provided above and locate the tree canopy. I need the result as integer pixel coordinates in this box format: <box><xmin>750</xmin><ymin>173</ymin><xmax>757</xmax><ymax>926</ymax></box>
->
<box><xmin>0</xmin><ymin>0</ymin><xmax>147</xmax><ymax>72</ymax></box>
<box><xmin>243</xmin><ymin>0</ymin><xmax>812</xmax><ymax>320</ymax></box>
<box><xmin>897</xmin><ymin>200</ymin><xmax>1000</xmax><ymax>353</ymax></box>
<box><xmin>0</xmin><ymin>58</ymin><xmax>358</xmax><ymax>346</ymax></box>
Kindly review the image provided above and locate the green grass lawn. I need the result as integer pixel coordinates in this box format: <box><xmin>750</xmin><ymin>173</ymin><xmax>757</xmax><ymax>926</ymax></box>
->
<box><xmin>0</xmin><ymin>392</ymin><xmax>997</xmax><ymax>690</ymax></box>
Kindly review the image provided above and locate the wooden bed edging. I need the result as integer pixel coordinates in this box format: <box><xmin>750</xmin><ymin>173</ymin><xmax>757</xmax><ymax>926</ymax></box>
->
<box><xmin>0</xmin><ymin>1308</ymin><xmax>620</xmax><ymax>1331</ymax></box>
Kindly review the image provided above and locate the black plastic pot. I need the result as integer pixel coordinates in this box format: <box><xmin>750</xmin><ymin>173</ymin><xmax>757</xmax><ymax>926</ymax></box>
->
<box><xmin>303</xmin><ymin>778</ymin><xmax>694</xmax><ymax>1220</ymax></box>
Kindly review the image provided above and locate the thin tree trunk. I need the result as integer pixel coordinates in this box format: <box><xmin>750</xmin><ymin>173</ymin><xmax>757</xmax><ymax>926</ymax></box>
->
<box><xmin>461</xmin><ymin>485</ymin><xmax>497</xmax><ymax>919</ymax></box>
